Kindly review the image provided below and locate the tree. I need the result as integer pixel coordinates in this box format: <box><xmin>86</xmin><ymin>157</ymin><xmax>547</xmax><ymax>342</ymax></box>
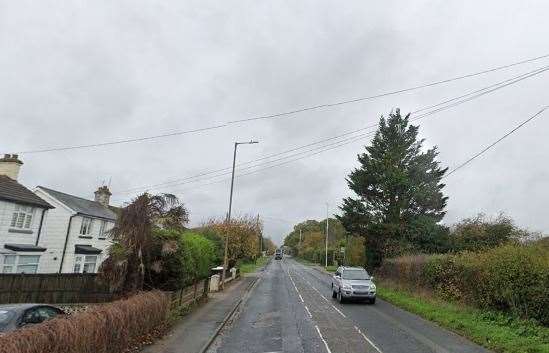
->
<box><xmin>201</xmin><ymin>215</ymin><xmax>262</xmax><ymax>267</ymax></box>
<box><xmin>338</xmin><ymin>109</ymin><xmax>448</xmax><ymax>267</ymax></box>
<box><xmin>100</xmin><ymin>193</ymin><xmax>189</xmax><ymax>293</ymax></box>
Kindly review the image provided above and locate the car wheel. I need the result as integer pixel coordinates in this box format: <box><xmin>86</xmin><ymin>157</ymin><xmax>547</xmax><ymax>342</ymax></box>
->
<box><xmin>332</xmin><ymin>289</ymin><xmax>337</xmax><ymax>298</ymax></box>
<box><xmin>337</xmin><ymin>290</ymin><xmax>345</xmax><ymax>303</ymax></box>
<box><xmin>370</xmin><ymin>298</ymin><xmax>376</xmax><ymax>304</ymax></box>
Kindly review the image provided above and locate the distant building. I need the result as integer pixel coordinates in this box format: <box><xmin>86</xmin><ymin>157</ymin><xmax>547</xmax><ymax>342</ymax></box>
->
<box><xmin>0</xmin><ymin>154</ymin><xmax>54</xmax><ymax>274</ymax></box>
<box><xmin>34</xmin><ymin>185</ymin><xmax>117</xmax><ymax>274</ymax></box>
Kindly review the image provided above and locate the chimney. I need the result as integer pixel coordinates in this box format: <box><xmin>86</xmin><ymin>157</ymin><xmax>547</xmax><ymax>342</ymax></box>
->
<box><xmin>94</xmin><ymin>185</ymin><xmax>112</xmax><ymax>207</ymax></box>
<box><xmin>0</xmin><ymin>154</ymin><xmax>23</xmax><ymax>180</ymax></box>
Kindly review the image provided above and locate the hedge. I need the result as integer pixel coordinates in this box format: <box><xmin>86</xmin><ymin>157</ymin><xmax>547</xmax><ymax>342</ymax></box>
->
<box><xmin>377</xmin><ymin>242</ymin><xmax>549</xmax><ymax>325</ymax></box>
<box><xmin>0</xmin><ymin>291</ymin><xmax>170</xmax><ymax>353</ymax></box>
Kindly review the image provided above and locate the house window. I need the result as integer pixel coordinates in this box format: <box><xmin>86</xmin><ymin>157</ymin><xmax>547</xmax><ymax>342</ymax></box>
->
<box><xmin>10</xmin><ymin>205</ymin><xmax>35</xmax><ymax>229</ymax></box>
<box><xmin>2</xmin><ymin>255</ymin><xmax>16</xmax><ymax>273</ymax></box>
<box><xmin>73</xmin><ymin>255</ymin><xmax>98</xmax><ymax>273</ymax></box>
<box><xmin>73</xmin><ymin>256</ymin><xmax>82</xmax><ymax>273</ymax></box>
<box><xmin>2</xmin><ymin>255</ymin><xmax>39</xmax><ymax>274</ymax></box>
<box><xmin>83</xmin><ymin>256</ymin><xmax>98</xmax><ymax>273</ymax></box>
<box><xmin>80</xmin><ymin>217</ymin><xmax>93</xmax><ymax>235</ymax></box>
<box><xmin>16</xmin><ymin>255</ymin><xmax>40</xmax><ymax>273</ymax></box>
<box><xmin>98</xmin><ymin>221</ymin><xmax>107</xmax><ymax>239</ymax></box>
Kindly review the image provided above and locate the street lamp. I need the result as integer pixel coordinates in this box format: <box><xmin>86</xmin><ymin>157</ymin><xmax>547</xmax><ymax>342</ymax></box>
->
<box><xmin>221</xmin><ymin>140</ymin><xmax>258</xmax><ymax>289</ymax></box>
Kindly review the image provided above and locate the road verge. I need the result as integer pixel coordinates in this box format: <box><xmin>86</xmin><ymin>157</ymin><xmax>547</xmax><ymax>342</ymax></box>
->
<box><xmin>378</xmin><ymin>283</ymin><xmax>549</xmax><ymax>353</ymax></box>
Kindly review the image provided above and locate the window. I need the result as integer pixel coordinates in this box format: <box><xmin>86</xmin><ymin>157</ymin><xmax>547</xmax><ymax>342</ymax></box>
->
<box><xmin>2</xmin><ymin>255</ymin><xmax>39</xmax><ymax>274</ymax></box>
<box><xmin>16</xmin><ymin>255</ymin><xmax>40</xmax><ymax>274</ymax></box>
<box><xmin>83</xmin><ymin>255</ymin><xmax>98</xmax><ymax>273</ymax></box>
<box><xmin>73</xmin><ymin>255</ymin><xmax>98</xmax><ymax>273</ymax></box>
<box><xmin>79</xmin><ymin>217</ymin><xmax>93</xmax><ymax>235</ymax></box>
<box><xmin>98</xmin><ymin>221</ymin><xmax>107</xmax><ymax>239</ymax></box>
<box><xmin>10</xmin><ymin>205</ymin><xmax>35</xmax><ymax>229</ymax></box>
<box><xmin>2</xmin><ymin>255</ymin><xmax>16</xmax><ymax>273</ymax></box>
<box><xmin>73</xmin><ymin>256</ymin><xmax>82</xmax><ymax>273</ymax></box>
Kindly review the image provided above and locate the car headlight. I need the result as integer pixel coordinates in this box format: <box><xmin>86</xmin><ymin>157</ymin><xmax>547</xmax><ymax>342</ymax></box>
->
<box><xmin>370</xmin><ymin>284</ymin><xmax>376</xmax><ymax>291</ymax></box>
<box><xmin>342</xmin><ymin>284</ymin><xmax>352</xmax><ymax>290</ymax></box>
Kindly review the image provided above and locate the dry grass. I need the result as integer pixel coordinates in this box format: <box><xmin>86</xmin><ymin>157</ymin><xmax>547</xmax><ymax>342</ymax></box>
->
<box><xmin>0</xmin><ymin>291</ymin><xmax>170</xmax><ymax>353</ymax></box>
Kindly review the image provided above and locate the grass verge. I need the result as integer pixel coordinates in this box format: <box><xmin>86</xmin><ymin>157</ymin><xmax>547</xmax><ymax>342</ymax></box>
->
<box><xmin>377</xmin><ymin>284</ymin><xmax>549</xmax><ymax>353</ymax></box>
<box><xmin>239</xmin><ymin>256</ymin><xmax>270</xmax><ymax>274</ymax></box>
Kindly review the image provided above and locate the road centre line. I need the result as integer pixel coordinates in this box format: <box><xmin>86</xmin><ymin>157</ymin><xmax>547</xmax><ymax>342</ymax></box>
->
<box><xmin>330</xmin><ymin>304</ymin><xmax>347</xmax><ymax>318</ymax></box>
<box><xmin>354</xmin><ymin>326</ymin><xmax>383</xmax><ymax>353</ymax></box>
<box><xmin>304</xmin><ymin>305</ymin><xmax>313</xmax><ymax>318</ymax></box>
<box><xmin>298</xmin><ymin>294</ymin><xmax>305</xmax><ymax>303</ymax></box>
<box><xmin>315</xmin><ymin>325</ymin><xmax>333</xmax><ymax>353</ymax></box>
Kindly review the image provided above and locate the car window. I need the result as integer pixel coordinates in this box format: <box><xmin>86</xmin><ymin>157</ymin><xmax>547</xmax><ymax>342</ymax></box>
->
<box><xmin>342</xmin><ymin>269</ymin><xmax>370</xmax><ymax>280</ymax></box>
<box><xmin>23</xmin><ymin>308</ymin><xmax>43</xmax><ymax>324</ymax></box>
<box><xmin>0</xmin><ymin>309</ymin><xmax>15</xmax><ymax>325</ymax></box>
<box><xmin>37</xmin><ymin>307</ymin><xmax>61</xmax><ymax>321</ymax></box>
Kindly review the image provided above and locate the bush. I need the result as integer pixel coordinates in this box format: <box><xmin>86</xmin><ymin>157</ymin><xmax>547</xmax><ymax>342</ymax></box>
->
<box><xmin>151</xmin><ymin>230</ymin><xmax>217</xmax><ymax>290</ymax></box>
<box><xmin>0</xmin><ymin>291</ymin><xmax>170</xmax><ymax>353</ymax></box>
<box><xmin>377</xmin><ymin>242</ymin><xmax>549</xmax><ymax>325</ymax></box>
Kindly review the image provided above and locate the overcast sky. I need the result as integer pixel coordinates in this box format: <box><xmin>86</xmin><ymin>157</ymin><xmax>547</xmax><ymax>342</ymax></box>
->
<box><xmin>1</xmin><ymin>1</ymin><xmax>548</xmax><ymax>245</ymax></box>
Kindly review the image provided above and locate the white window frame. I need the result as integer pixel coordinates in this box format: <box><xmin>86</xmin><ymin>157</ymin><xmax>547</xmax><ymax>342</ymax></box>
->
<box><xmin>73</xmin><ymin>255</ymin><xmax>98</xmax><ymax>273</ymax></box>
<box><xmin>98</xmin><ymin>220</ymin><xmax>107</xmax><ymax>239</ymax></box>
<box><xmin>2</xmin><ymin>255</ymin><xmax>40</xmax><ymax>274</ymax></box>
<box><xmin>10</xmin><ymin>204</ymin><xmax>35</xmax><ymax>229</ymax></box>
<box><xmin>79</xmin><ymin>217</ymin><xmax>94</xmax><ymax>236</ymax></box>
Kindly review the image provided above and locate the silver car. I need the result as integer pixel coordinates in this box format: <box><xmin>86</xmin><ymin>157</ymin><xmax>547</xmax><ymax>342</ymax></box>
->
<box><xmin>331</xmin><ymin>266</ymin><xmax>376</xmax><ymax>304</ymax></box>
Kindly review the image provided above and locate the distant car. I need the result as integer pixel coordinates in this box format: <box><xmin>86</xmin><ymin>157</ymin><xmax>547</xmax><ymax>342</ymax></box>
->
<box><xmin>331</xmin><ymin>266</ymin><xmax>376</xmax><ymax>304</ymax></box>
<box><xmin>0</xmin><ymin>304</ymin><xmax>65</xmax><ymax>332</ymax></box>
<box><xmin>274</xmin><ymin>249</ymin><xmax>283</xmax><ymax>260</ymax></box>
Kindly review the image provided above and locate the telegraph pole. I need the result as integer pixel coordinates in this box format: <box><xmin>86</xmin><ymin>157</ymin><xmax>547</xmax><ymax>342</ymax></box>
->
<box><xmin>325</xmin><ymin>203</ymin><xmax>329</xmax><ymax>268</ymax></box>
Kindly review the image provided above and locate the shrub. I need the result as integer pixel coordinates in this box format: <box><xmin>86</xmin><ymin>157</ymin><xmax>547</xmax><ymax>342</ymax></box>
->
<box><xmin>150</xmin><ymin>230</ymin><xmax>217</xmax><ymax>290</ymax></box>
<box><xmin>377</xmin><ymin>242</ymin><xmax>549</xmax><ymax>324</ymax></box>
<box><xmin>0</xmin><ymin>291</ymin><xmax>170</xmax><ymax>353</ymax></box>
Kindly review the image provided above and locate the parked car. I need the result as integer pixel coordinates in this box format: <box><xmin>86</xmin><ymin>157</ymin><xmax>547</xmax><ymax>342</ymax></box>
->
<box><xmin>0</xmin><ymin>304</ymin><xmax>65</xmax><ymax>332</ymax></box>
<box><xmin>331</xmin><ymin>266</ymin><xmax>376</xmax><ymax>304</ymax></box>
<box><xmin>274</xmin><ymin>249</ymin><xmax>283</xmax><ymax>260</ymax></box>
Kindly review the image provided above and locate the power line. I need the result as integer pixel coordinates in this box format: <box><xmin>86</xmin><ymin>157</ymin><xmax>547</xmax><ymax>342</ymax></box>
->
<box><xmin>115</xmin><ymin>65</ymin><xmax>549</xmax><ymax>195</ymax></box>
<box><xmin>445</xmin><ymin>106</ymin><xmax>548</xmax><ymax>178</ymax></box>
<box><xmin>8</xmin><ymin>53</ymin><xmax>549</xmax><ymax>155</ymax></box>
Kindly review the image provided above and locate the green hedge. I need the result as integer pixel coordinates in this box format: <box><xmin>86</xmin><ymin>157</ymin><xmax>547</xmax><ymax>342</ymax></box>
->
<box><xmin>378</xmin><ymin>242</ymin><xmax>549</xmax><ymax>325</ymax></box>
<box><xmin>151</xmin><ymin>230</ymin><xmax>217</xmax><ymax>289</ymax></box>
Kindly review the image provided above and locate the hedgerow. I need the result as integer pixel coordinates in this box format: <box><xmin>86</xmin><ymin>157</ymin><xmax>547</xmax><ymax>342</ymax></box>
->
<box><xmin>377</xmin><ymin>241</ymin><xmax>549</xmax><ymax>325</ymax></box>
<box><xmin>0</xmin><ymin>291</ymin><xmax>170</xmax><ymax>353</ymax></box>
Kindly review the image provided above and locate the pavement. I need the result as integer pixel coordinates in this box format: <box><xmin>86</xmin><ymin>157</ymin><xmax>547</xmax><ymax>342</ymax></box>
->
<box><xmin>142</xmin><ymin>275</ymin><xmax>255</xmax><ymax>353</ymax></box>
<box><xmin>207</xmin><ymin>258</ymin><xmax>492</xmax><ymax>353</ymax></box>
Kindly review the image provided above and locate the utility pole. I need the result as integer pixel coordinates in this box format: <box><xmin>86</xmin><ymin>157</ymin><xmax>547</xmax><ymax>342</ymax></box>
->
<box><xmin>325</xmin><ymin>203</ymin><xmax>329</xmax><ymax>268</ymax></box>
<box><xmin>299</xmin><ymin>228</ymin><xmax>302</xmax><ymax>247</ymax></box>
<box><xmin>221</xmin><ymin>140</ymin><xmax>258</xmax><ymax>290</ymax></box>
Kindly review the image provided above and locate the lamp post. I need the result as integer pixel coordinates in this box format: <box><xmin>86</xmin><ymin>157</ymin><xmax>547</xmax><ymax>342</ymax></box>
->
<box><xmin>221</xmin><ymin>140</ymin><xmax>258</xmax><ymax>289</ymax></box>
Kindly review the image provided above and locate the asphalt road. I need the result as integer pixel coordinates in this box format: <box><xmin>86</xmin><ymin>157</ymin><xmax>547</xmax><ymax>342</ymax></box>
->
<box><xmin>209</xmin><ymin>258</ymin><xmax>491</xmax><ymax>353</ymax></box>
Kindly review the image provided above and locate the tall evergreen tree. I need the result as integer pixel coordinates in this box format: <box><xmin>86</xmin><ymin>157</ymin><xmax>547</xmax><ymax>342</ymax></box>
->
<box><xmin>338</xmin><ymin>109</ymin><xmax>448</xmax><ymax>267</ymax></box>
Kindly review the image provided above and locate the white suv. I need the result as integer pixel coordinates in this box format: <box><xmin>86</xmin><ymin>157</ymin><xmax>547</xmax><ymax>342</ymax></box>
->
<box><xmin>331</xmin><ymin>266</ymin><xmax>376</xmax><ymax>304</ymax></box>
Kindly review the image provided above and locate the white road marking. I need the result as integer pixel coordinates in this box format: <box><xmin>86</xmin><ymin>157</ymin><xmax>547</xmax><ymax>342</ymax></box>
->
<box><xmin>298</xmin><ymin>294</ymin><xmax>304</xmax><ymax>303</ymax></box>
<box><xmin>354</xmin><ymin>325</ymin><xmax>383</xmax><ymax>353</ymax></box>
<box><xmin>330</xmin><ymin>304</ymin><xmax>347</xmax><ymax>318</ymax></box>
<box><xmin>315</xmin><ymin>325</ymin><xmax>333</xmax><ymax>353</ymax></box>
<box><xmin>304</xmin><ymin>305</ymin><xmax>313</xmax><ymax>318</ymax></box>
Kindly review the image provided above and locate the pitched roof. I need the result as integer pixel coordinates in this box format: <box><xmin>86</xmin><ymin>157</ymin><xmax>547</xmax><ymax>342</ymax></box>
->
<box><xmin>37</xmin><ymin>186</ymin><xmax>117</xmax><ymax>221</ymax></box>
<box><xmin>0</xmin><ymin>176</ymin><xmax>53</xmax><ymax>209</ymax></box>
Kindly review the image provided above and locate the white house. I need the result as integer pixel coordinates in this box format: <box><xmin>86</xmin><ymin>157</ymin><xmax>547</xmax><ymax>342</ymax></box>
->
<box><xmin>34</xmin><ymin>185</ymin><xmax>117</xmax><ymax>274</ymax></box>
<box><xmin>0</xmin><ymin>154</ymin><xmax>54</xmax><ymax>274</ymax></box>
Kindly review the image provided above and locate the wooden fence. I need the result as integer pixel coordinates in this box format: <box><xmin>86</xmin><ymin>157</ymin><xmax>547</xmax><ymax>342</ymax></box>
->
<box><xmin>167</xmin><ymin>278</ymin><xmax>210</xmax><ymax>310</ymax></box>
<box><xmin>0</xmin><ymin>273</ymin><xmax>116</xmax><ymax>304</ymax></box>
